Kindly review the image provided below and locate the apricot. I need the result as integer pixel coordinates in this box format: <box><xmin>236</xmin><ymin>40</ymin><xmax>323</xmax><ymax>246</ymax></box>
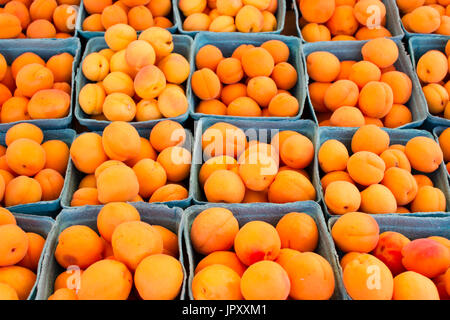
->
<box><xmin>195</xmin><ymin>45</ymin><xmax>223</xmax><ymax>71</ymax></box>
<box><xmin>392</xmin><ymin>271</ymin><xmax>439</xmax><ymax>300</ymax></box>
<box><xmin>34</xmin><ymin>168</ymin><xmax>64</xmax><ymax>201</ymax></box>
<box><xmin>102</xmin><ymin>121</ymin><xmax>140</xmax><ymax>162</ymax></box>
<box><xmin>135</xmin><ymin>99</ymin><xmax>162</xmax><ymax>121</ymax></box>
<box><xmin>48</xmin><ymin>288</ymin><xmax>78</xmax><ymax>300</ymax></box>
<box><xmin>232</xmin><ymin>44</ymin><xmax>255</xmax><ymax>61</ymax></box>
<box><xmin>325</xmin><ymin>181</ymin><xmax>361</xmax><ymax>215</ymax></box>
<box><xmin>70</xmin><ymin>188</ymin><xmax>100</xmax><ymax>206</ymax></box>
<box><xmin>0</xmin><ymin>224</ymin><xmax>28</xmax><ymax>267</ymax></box>
<box><xmin>150</xmin><ymin>120</ymin><xmax>186</xmax><ymax>152</ymax></box>
<box><xmin>373</xmin><ymin>231</ymin><xmax>410</xmax><ymax>276</ymax></box>
<box><xmin>360</xmin><ymin>184</ymin><xmax>398</xmax><ymax>214</ymax></box>
<box><xmin>133</xmin><ymin>65</ymin><xmax>166</xmax><ymax>100</ymax></box>
<box><xmin>355</xmin><ymin>26</ymin><xmax>392</xmax><ymax>40</ymax></box>
<box><xmin>127</xmin><ymin>5</ymin><xmax>153</xmax><ymax>31</ymax></box>
<box><xmin>332</xmin><ymin>212</ymin><xmax>379</xmax><ymax>253</ymax></box>
<box><xmin>423</xmin><ymin>83</ymin><xmax>449</xmax><ymax>114</ymax></box>
<box><xmin>70</xmin><ymin>133</ymin><xmax>108</xmax><ymax>174</ymax></box>
<box><xmin>268</xmin><ymin>170</ymin><xmax>316</xmax><ymax>203</ymax></box>
<box><xmin>183</xmin><ymin>12</ymin><xmax>210</xmax><ymax>31</ymax></box>
<box><xmin>279</xmin><ymin>133</ymin><xmax>313</xmax><ymax>169</ymax></box>
<box><xmin>326</xmin><ymin>5</ymin><xmax>358</xmax><ymax>36</ymax></box>
<box><xmin>202</xmin><ymin>122</ymin><xmax>247</xmax><ymax>158</ymax></box>
<box><xmin>102</xmin><ymin>93</ymin><xmax>136</xmax><ymax>122</ymax></box>
<box><xmin>5</xmin><ymin>123</ymin><xmax>42</xmax><ymax>147</ymax></box>
<box><xmin>240</xmin><ymin>261</ymin><xmax>289</xmax><ymax>300</ymax></box>
<box><xmin>307</xmin><ymin>51</ymin><xmax>340</xmax><ymax>82</ymax></box>
<box><xmin>380</xmin><ymin>71</ymin><xmax>412</xmax><ymax>105</ymax></box>
<box><xmin>234</xmin><ymin>220</ymin><xmax>280</xmax><ymax>266</ymax></box>
<box><xmin>405</xmin><ymin>136</ymin><xmax>443</xmax><ymax>173</ymax></box>
<box><xmin>134</xmin><ymin>254</ymin><xmax>183</xmax><ymax>300</ymax></box>
<box><xmin>382</xmin><ymin>167</ymin><xmax>418</xmax><ymax>206</ymax></box>
<box><xmin>340</xmin><ymin>252</ymin><xmax>363</xmax><ymax>270</ymax></box>
<box><xmin>408</xmin><ymin>6</ymin><xmax>441</xmax><ymax>33</ymax></box>
<box><xmin>323</xmin><ymin>80</ymin><xmax>359</xmax><ymax>111</ymax></box>
<box><xmin>227</xmin><ymin>96</ymin><xmax>261</xmax><ymax>117</ymax></box>
<box><xmin>380</xmin><ymin>149</ymin><xmax>411</xmax><ymax>172</ymax></box>
<box><xmin>5</xmin><ymin>139</ymin><xmax>45</xmax><ymax>176</ymax></box>
<box><xmin>97</xmin><ymin>165</ymin><xmax>139</xmax><ymax>204</ymax></box>
<box><xmin>192</xmin><ymin>264</ymin><xmax>242</xmax><ymax>300</ymax></box>
<box><xmin>358</xmin><ymin>81</ymin><xmax>394</xmax><ymax>119</ymax></box>
<box><xmin>347</xmin><ymin>151</ymin><xmax>385</xmax><ymax>186</ymax></box>
<box><xmin>102</xmin><ymin>72</ymin><xmax>134</xmax><ymax>97</ymax></box>
<box><xmin>283</xmin><ymin>252</ymin><xmax>335</xmax><ymax>300</ymax></box>
<box><xmin>402</xmin><ymin>238</ymin><xmax>450</xmax><ymax>278</ymax></box>
<box><xmin>241</xmin><ymin>47</ymin><xmax>274</xmax><ymax>78</ymax></box>
<box><xmin>82</xmin><ymin>14</ymin><xmax>104</xmax><ymax>31</ymax></box>
<box><xmin>96</xmin><ymin>202</ymin><xmax>140</xmax><ymax>243</ymax></box>
<box><xmin>138</xmin><ymin>27</ymin><xmax>173</xmax><ymax>61</ymax></box>
<box><xmin>417</xmin><ymin>50</ymin><xmax>448</xmax><ymax>83</ymax></box>
<box><xmin>78</xmin><ymin>175</ymin><xmax>96</xmax><ymax>189</ymax></box>
<box><xmin>247</xmin><ymin>77</ymin><xmax>277</xmax><ymax>107</ymax></box>
<box><xmin>299</xmin><ymin>0</ymin><xmax>335</xmax><ymax>23</ymax></box>
<box><xmin>235</xmin><ymin>5</ymin><xmax>263</xmax><ymax>33</ymax></box>
<box><xmin>15</xmin><ymin>63</ymin><xmax>54</xmax><ymax>98</ymax></box>
<box><xmin>156</xmin><ymin>146</ymin><xmax>191</xmax><ymax>182</ymax></box>
<box><xmin>82</xmin><ymin>53</ymin><xmax>109</xmax><ymax>83</ymax></box>
<box><xmin>149</xmin><ymin>184</ymin><xmax>188</xmax><ymax>202</ymax></box>
<box><xmin>384</xmin><ymin>104</ymin><xmax>413</xmax><ymax>128</ymax></box>
<box><xmin>111</xmin><ymin>221</ymin><xmax>162</xmax><ymax>271</ymax></box>
<box><xmin>343</xmin><ymin>254</ymin><xmax>394</xmax><ymax>300</ymax></box>
<box><xmin>131</xmin><ymin>159</ymin><xmax>166</xmax><ymax>198</ymax></box>
<box><xmin>196</xmin><ymin>99</ymin><xmax>227</xmax><ymax>115</ymax></box>
<box><xmin>362</xmin><ymin>38</ymin><xmax>398</xmax><ymax>69</ymax></box>
<box><xmin>301</xmin><ymin>23</ymin><xmax>331</xmax><ymax>42</ymax></box>
<box><xmin>321</xmin><ymin>171</ymin><xmax>354</xmax><ymax>190</ymax></box>
<box><xmin>28</xmin><ymin>88</ymin><xmax>70</xmax><ymax>119</ymax></box>
<box><xmin>308</xmin><ymin>82</ymin><xmax>332</xmax><ymax>113</ymax></box>
<box><xmin>276</xmin><ymin>212</ymin><xmax>318</xmax><ymax>252</ymax></box>
<box><xmin>78</xmin><ymin>259</ymin><xmax>132</xmax><ymax>300</ymax></box>
<box><xmin>0</xmin><ymin>266</ymin><xmax>36</xmax><ymax>300</ymax></box>
<box><xmin>191</xmin><ymin>208</ymin><xmax>239</xmax><ymax>255</ymax></box>
<box><xmin>267</xmin><ymin>93</ymin><xmax>299</xmax><ymax>117</ymax></box>
<box><xmin>351</xmin><ymin>125</ymin><xmax>389</xmax><ymax>155</ymax></box>
<box><xmin>55</xmin><ymin>225</ymin><xmax>103</xmax><ymax>269</ymax></box>
<box><xmin>348</xmin><ymin>61</ymin><xmax>381</xmax><ymax>89</ymax></box>
<box><xmin>157</xmin><ymin>86</ymin><xmax>189</xmax><ymax>118</ymax></box>
<box><xmin>318</xmin><ymin>139</ymin><xmax>349</xmax><ymax>173</ymax></box>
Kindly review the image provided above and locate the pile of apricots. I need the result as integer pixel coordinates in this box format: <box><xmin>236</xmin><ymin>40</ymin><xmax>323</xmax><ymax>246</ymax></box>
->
<box><xmin>48</xmin><ymin>202</ymin><xmax>183</xmax><ymax>300</ymax></box>
<box><xmin>0</xmin><ymin>208</ymin><xmax>46</xmax><ymax>300</ymax></box>
<box><xmin>193</xmin><ymin>40</ymin><xmax>299</xmax><ymax>118</ymax></box>
<box><xmin>0</xmin><ymin>0</ymin><xmax>78</xmax><ymax>39</ymax></box>
<box><xmin>398</xmin><ymin>0</ymin><xmax>450</xmax><ymax>35</ymax></box>
<box><xmin>82</xmin><ymin>0</ymin><xmax>174</xmax><ymax>32</ymax></box>
<box><xmin>179</xmin><ymin>0</ymin><xmax>278</xmax><ymax>33</ymax></box>
<box><xmin>320</xmin><ymin>125</ymin><xmax>446</xmax><ymax>215</ymax></box>
<box><xmin>298</xmin><ymin>0</ymin><xmax>393</xmax><ymax>42</ymax></box>
<box><xmin>0</xmin><ymin>51</ymin><xmax>74</xmax><ymax>123</ymax></box>
<box><xmin>307</xmin><ymin>37</ymin><xmax>414</xmax><ymax>128</ymax></box>
<box><xmin>70</xmin><ymin>120</ymin><xmax>191</xmax><ymax>206</ymax></box>
<box><xmin>199</xmin><ymin>122</ymin><xmax>316</xmax><ymax>203</ymax></box>
<box><xmin>190</xmin><ymin>207</ymin><xmax>335</xmax><ymax>300</ymax></box>
<box><xmin>332</xmin><ymin>212</ymin><xmax>450</xmax><ymax>300</ymax></box>
<box><xmin>79</xmin><ymin>25</ymin><xmax>189</xmax><ymax>122</ymax></box>
<box><xmin>416</xmin><ymin>40</ymin><xmax>450</xmax><ymax>120</ymax></box>
<box><xmin>0</xmin><ymin>123</ymin><xmax>69</xmax><ymax>207</ymax></box>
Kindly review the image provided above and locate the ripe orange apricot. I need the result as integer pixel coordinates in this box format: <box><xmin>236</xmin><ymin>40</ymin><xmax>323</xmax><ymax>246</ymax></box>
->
<box><xmin>384</xmin><ymin>104</ymin><xmax>413</xmax><ymax>128</ymax></box>
<box><xmin>347</xmin><ymin>151</ymin><xmax>386</xmax><ymax>186</ymax></box>
<box><xmin>246</xmin><ymin>76</ymin><xmax>277</xmax><ymax>107</ymax></box>
<box><xmin>202</xmin><ymin>122</ymin><xmax>247</xmax><ymax>158</ymax></box>
<box><xmin>0</xmin><ymin>224</ymin><xmax>28</xmax><ymax>267</ymax></box>
<box><xmin>318</xmin><ymin>139</ymin><xmax>349</xmax><ymax>173</ymax></box>
<box><xmin>102</xmin><ymin>121</ymin><xmax>141</xmax><ymax>162</ymax></box>
<box><xmin>133</xmin><ymin>65</ymin><xmax>166</xmax><ymax>100</ymax></box>
<box><xmin>150</xmin><ymin>120</ymin><xmax>186</xmax><ymax>152</ymax></box>
<box><xmin>70</xmin><ymin>132</ymin><xmax>108</xmax><ymax>174</ymax></box>
<box><xmin>382</xmin><ymin>167</ymin><xmax>418</xmax><ymax>206</ymax></box>
<box><xmin>299</xmin><ymin>0</ymin><xmax>335</xmax><ymax>23</ymax></box>
<box><xmin>134</xmin><ymin>254</ymin><xmax>183</xmax><ymax>300</ymax></box>
<box><xmin>55</xmin><ymin>225</ymin><xmax>103</xmax><ymax>269</ymax></box>
<box><xmin>34</xmin><ymin>168</ymin><xmax>64</xmax><ymax>201</ymax></box>
<box><xmin>360</xmin><ymin>184</ymin><xmax>398</xmax><ymax>214</ymax></box>
<box><xmin>112</xmin><ymin>221</ymin><xmax>163</xmax><ymax>271</ymax></box>
<box><xmin>381</xmin><ymin>71</ymin><xmax>412</xmax><ymax>105</ymax></box>
<box><xmin>15</xmin><ymin>63</ymin><xmax>54</xmax><ymax>98</ymax></box>
<box><xmin>234</xmin><ymin>220</ymin><xmax>281</xmax><ymax>266</ymax></box>
<box><xmin>301</xmin><ymin>23</ymin><xmax>331</xmax><ymax>42</ymax></box>
<box><xmin>156</xmin><ymin>146</ymin><xmax>191</xmax><ymax>182</ymax></box>
<box><xmin>307</xmin><ymin>51</ymin><xmax>340</xmax><ymax>83</ymax></box>
<box><xmin>417</xmin><ymin>50</ymin><xmax>448</xmax><ymax>84</ymax></box>
<box><xmin>70</xmin><ymin>187</ymin><xmax>100</xmax><ymax>206</ymax></box>
<box><xmin>393</xmin><ymin>271</ymin><xmax>440</xmax><ymax>300</ymax></box>
<box><xmin>279</xmin><ymin>133</ymin><xmax>314</xmax><ymax>169</ymax></box>
<box><xmin>268</xmin><ymin>170</ymin><xmax>316</xmax><ymax>203</ymax></box>
<box><xmin>192</xmin><ymin>264</ymin><xmax>243</xmax><ymax>300</ymax></box>
<box><xmin>349</xmin><ymin>61</ymin><xmax>381</xmax><ymax>89</ymax></box>
<box><xmin>128</xmin><ymin>5</ymin><xmax>154</xmax><ymax>31</ymax></box>
<box><xmin>332</xmin><ymin>212</ymin><xmax>380</xmax><ymax>253</ymax></box>
<box><xmin>157</xmin><ymin>86</ymin><xmax>189</xmax><ymax>118</ymax></box>
<box><xmin>0</xmin><ymin>208</ymin><xmax>16</xmax><ymax>226</ymax></box>
<box><xmin>0</xmin><ymin>266</ymin><xmax>36</xmax><ymax>300</ymax></box>
<box><xmin>327</xmin><ymin>5</ymin><xmax>358</xmax><ymax>36</ymax></box>
<box><xmin>27</xmin><ymin>88</ymin><xmax>70</xmax><ymax>119</ymax></box>
<box><xmin>97</xmin><ymin>202</ymin><xmax>140</xmax><ymax>243</ymax></box>
<box><xmin>152</xmin><ymin>225</ymin><xmax>179</xmax><ymax>258</ymax></box>
<box><xmin>323</xmin><ymin>80</ymin><xmax>359</xmax><ymax>111</ymax></box>
<box><xmin>17</xmin><ymin>232</ymin><xmax>45</xmax><ymax>272</ymax></box>
<box><xmin>101</xmin><ymin>5</ymin><xmax>128</xmax><ymax>29</ymax></box>
<box><xmin>276</xmin><ymin>212</ymin><xmax>318</xmax><ymax>252</ymax></box>
<box><xmin>97</xmin><ymin>165</ymin><xmax>140</xmax><ymax>204</ymax></box>
<box><xmin>195</xmin><ymin>251</ymin><xmax>246</xmax><ymax>276</ymax></box>
<box><xmin>5</xmin><ymin>123</ymin><xmax>43</xmax><ymax>146</ymax></box>
<box><xmin>325</xmin><ymin>181</ymin><xmax>361</xmax><ymax>215</ymax></box>
<box><xmin>6</xmin><ymin>139</ymin><xmax>45</xmax><ymax>176</ymax></box>
<box><xmin>351</xmin><ymin>125</ymin><xmax>390</xmax><ymax>155</ymax></box>
<box><xmin>359</xmin><ymin>81</ymin><xmax>394</xmax><ymax>119</ymax></box>
<box><xmin>408</xmin><ymin>6</ymin><xmax>441</xmax><ymax>33</ymax></box>
<box><xmin>0</xmin><ymin>283</ymin><xmax>18</xmax><ymax>300</ymax></box>
<box><xmin>149</xmin><ymin>183</ymin><xmax>188</xmax><ymax>203</ymax></box>
<box><xmin>405</xmin><ymin>136</ymin><xmax>443</xmax><ymax>173</ymax></box>
<box><xmin>77</xmin><ymin>259</ymin><xmax>132</xmax><ymax>300</ymax></box>
<box><xmin>82</xmin><ymin>14</ymin><xmax>104</xmax><ymax>31</ymax></box>
<box><xmin>195</xmin><ymin>45</ymin><xmax>223</xmax><ymax>71</ymax></box>
<box><xmin>242</xmin><ymin>47</ymin><xmax>274</xmax><ymax>78</ymax></box>
<box><xmin>411</xmin><ymin>184</ymin><xmax>445</xmax><ymax>212</ymax></box>
<box><xmin>362</xmin><ymin>38</ymin><xmax>398</xmax><ymax>69</ymax></box>
<box><xmin>343</xmin><ymin>254</ymin><xmax>394</xmax><ymax>300</ymax></box>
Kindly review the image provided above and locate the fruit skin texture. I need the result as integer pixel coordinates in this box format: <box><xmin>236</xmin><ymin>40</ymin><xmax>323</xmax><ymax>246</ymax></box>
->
<box><xmin>393</xmin><ymin>271</ymin><xmax>440</xmax><ymax>300</ymax></box>
<box><xmin>401</xmin><ymin>238</ymin><xmax>450</xmax><ymax>278</ymax></box>
<box><xmin>134</xmin><ymin>254</ymin><xmax>184</xmax><ymax>300</ymax></box>
<box><xmin>234</xmin><ymin>221</ymin><xmax>281</xmax><ymax>266</ymax></box>
<box><xmin>190</xmin><ymin>207</ymin><xmax>239</xmax><ymax>255</ymax></box>
<box><xmin>0</xmin><ymin>224</ymin><xmax>28</xmax><ymax>267</ymax></box>
<box><xmin>331</xmin><ymin>212</ymin><xmax>380</xmax><ymax>253</ymax></box>
<box><xmin>78</xmin><ymin>259</ymin><xmax>133</xmax><ymax>300</ymax></box>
